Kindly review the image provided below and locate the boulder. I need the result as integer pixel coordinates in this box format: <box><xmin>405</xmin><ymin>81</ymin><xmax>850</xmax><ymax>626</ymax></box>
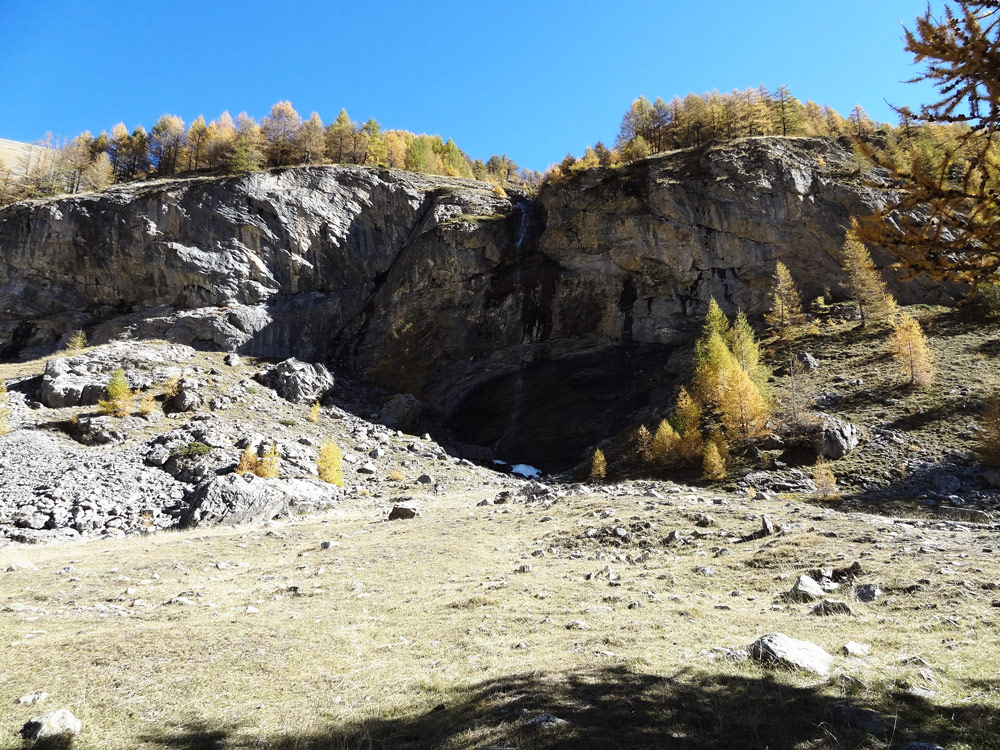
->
<box><xmin>388</xmin><ymin>503</ymin><xmax>420</xmax><ymax>520</ymax></box>
<box><xmin>812</xmin><ymin>599</ymin><xmax>853</xmax><ymax>616</ymax></box>
<box><xmin>180</xmin><ymin>474</ymin><xmax>336</xmax><ymax>527</ymax></box>
<box><xmin>20</xmin><ymin>708</ymin><xmax>82</xmax><ymax>741</ymax></box>
<box><xmin>936</xmin><ymin>505</ymin><xmax>990</xmax><ymax>524</ymax></box>
<box><xmin>785</xmin><ymin>574</ymin><xmax>825</xmax><ymax>602</ymax></box>
<box><xmin>748</xmin><ymin>632</ymin><xmax>833</xmax><ymax>676</ymax></box>
<box><xmin>795</xmin><ymin>351</ymin><xmax>819</xmax><ymax>371</ymax></box>
<box><xmin>255</xmin><ymin>358</ymin><xmax>334</xmax><ymax>405</ymax></box>
<box><xmin>38</xmin><ymin>358</ymin><xmax>105</xmax><ymax>408</ymax></box>
<box><xmin>379</xmin><ymin>393</ymin><xmax>423</xmax><ymax>430</ymax></box>
<box><xmin>812</xmin><ymin>416</ymin><xmax>862</xmax><ymax>459</ymax></box>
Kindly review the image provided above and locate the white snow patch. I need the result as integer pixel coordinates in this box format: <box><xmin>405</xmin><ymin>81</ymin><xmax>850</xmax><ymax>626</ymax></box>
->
<box><xmin>511</xmin><ymin>464</ymin><xmax>542</xmax><ymax>478</ymax></box>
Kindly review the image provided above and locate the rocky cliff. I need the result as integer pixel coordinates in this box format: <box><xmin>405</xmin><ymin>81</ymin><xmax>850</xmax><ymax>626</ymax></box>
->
<box><xmin>0</xmin><ymin>137</ymin><xmax>953</xmax><ymax>468</ymax></box>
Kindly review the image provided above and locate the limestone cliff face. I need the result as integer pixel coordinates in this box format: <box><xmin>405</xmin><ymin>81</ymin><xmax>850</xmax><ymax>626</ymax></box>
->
<box><xmin>0</xmin><ymin>137</ymin><xmax>951</xmax><ymax>467</ymax></box>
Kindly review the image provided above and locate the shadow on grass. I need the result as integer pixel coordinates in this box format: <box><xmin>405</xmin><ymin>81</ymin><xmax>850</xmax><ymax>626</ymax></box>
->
<box><xmin>135</xmin><ymin>667</ymin><xmax>999</xmax><ymax>750</ymax></box>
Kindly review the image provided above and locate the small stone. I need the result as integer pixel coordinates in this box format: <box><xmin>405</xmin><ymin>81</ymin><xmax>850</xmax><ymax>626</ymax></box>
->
<box><xmin>900</xmin><ymin>743</ymin><xmax>945</xmax><ymax>750</ymax></box>
<box><xmin>224</xmin><ymin>352</ymin><xmax>240</xmax><ymax>367</ymax></box>
<box><xmin>416</xmin><ymin>474</ymin><xmax>433</xmax><ymax>484</ymax></box>
<box><xmin>842</xmin><ymin>641</ymin><xmax>870</xmax><ymax>657</ymax></box>
<box><xmin>246</xmin><ymin>606</ymin><xmax>259</xmax><ymax>614</ymax></box>
<box><xmin>528</xmin><ymin>713</ymin><xmax>569</xmax><ymax>729</ymax></box>
<box><xmin>855</xmin><ymin>583</ymin><xmax>882</xmax><ymax>602</ymax></box>
<box><xmin>831</xmin><ymin>705</ymin><xmax>887</xmax><ymax>735</ymax></box>
<box><xmin>388</xmin><ymin>504</ymin><xmax>419</xmax><ymax>521</ymax></box>
<box><xmin>695</xmin><ymin>566</ymin><xmax>717</xmax><ymax>577</ymax></box>
<box><xmin>812</xmin><ymin>599</ymin><xmax>852</xmax><ymax>616</ymax></box>
<box><xmin>787</xmin><ymin>574</ymin><xmax>825</xmax><ymax>602</ymax></box>
<box><xmin>357</xmin><ymin>462</ymin><xmax>377</xmax><ymax>475</ymax></box>
<box><xmin>15</xmin><ymin>691</ymin><xmax>48</xmax><ymax>706</ymax></box>
<box><xmin>20</xmin><ymin>708</ymin><xmax>82</xmax><ymax>741</ymax></box>
<box><xmin>566</xmin><ymin>620</ymin><xmax>590</xmax><ymax>630</ymax></box>
<box><xmin>761</xmin><ymin>515</ymin><xmax>775</xmax><ymax>535</ymax></box>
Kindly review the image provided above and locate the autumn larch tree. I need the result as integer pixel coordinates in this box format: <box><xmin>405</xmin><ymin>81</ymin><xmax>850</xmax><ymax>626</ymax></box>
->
<box><xmin>857</xmin><ymin>1</ymin><xmax>1000</xmax><ymax>283</ymax></box>
<box><xmin>841</xmin><ymin>228</ymin><xmax>898</xmax><ymax>327</ymax></box>
<box><xmin>261</xmin><ymin>100</ymin><xmax>302</xmax><ymax>167</ymax></box>
<box><xmin>886</xmin><ymin>314</ymin><xmax>935</xmax><ymax>387</ymax></box>
<box><xmin>764</xmin><ymin>261</ymin><xmax>806</xmax><ymax>335</ymax></box>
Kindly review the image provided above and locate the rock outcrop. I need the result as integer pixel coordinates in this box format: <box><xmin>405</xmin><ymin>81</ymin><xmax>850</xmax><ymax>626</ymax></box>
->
<box><xmin>0</xmin><ymin>137</ymin><xmax>957</xmax><ymax>467</ymax></box>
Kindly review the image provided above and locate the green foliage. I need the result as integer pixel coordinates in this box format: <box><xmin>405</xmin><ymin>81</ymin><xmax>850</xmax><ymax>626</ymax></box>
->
<box><xmin>172</xmin><ymin>441</ymin><xmax>213</xmax><ymax>458</ymax></box>
<box><xmin>972</xmin><ymin>284</ymin><xmax>1000</xmax><ymax>321</ymax></box>
<box><xmin>98</xmin><ymin>368</ymin><xmax>133</xmax><ymax>417</ymax></box>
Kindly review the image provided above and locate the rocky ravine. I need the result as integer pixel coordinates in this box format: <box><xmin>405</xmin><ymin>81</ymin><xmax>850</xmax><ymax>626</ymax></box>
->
<box><xmin>0</xmin><ymin>137</ymin><xmax>959</xmax><ymax>468</ymax></box>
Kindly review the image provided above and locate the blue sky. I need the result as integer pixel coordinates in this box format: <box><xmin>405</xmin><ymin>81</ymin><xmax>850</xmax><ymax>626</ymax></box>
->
<box><xmin>0</xmin><ymin>1</ymin><xmax>944</xmax><ymax>171</ymax></box>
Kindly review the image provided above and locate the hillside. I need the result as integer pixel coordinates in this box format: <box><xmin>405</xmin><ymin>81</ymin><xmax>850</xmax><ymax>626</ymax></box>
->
<box><xmin>0</xmin><ymin>133</ymin><xmax>998</xmax><ymax>749</ymax></box>
<box><xmin>0</xmin><ymin>139</ymin><xmax>33</xmax><ymax>175</ymax></box>
<box><xmin>0</xmin><ymin>306</ymin><xmax>998</xmax><ymax>749</ymax></box>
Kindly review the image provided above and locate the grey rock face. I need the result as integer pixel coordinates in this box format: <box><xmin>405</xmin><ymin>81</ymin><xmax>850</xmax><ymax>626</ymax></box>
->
<box><xmin>749</xmin><ymin>632</ymin><xmax>834</xmax><ymax>676</ymax></box>
<box><xmin>379</xmin><ymin>393</ymin><xmax>422</xmax><ymax>430</ymax></box>
<box><xmin>256</xmin><ymin>358</ymin><xmax>335</xmax><ymax>405</ymax></box>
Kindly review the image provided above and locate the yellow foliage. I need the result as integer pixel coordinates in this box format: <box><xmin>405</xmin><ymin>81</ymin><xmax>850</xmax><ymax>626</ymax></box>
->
<box><xmin>492</xmin><ymin>184</ymin><xmax>507</xmax><ymax>199</ymax></box>
<box><xmin>651</xmin><ymin>419</ymin><xmax>679</xmax><ymax>465</ymax></box>
<box><xmin>137</xmin><ymin>392</ymin><xmax>157</xmax><ymax>416</ymax></box>
<box><xmin>258</xmin><ymin>443</ymin><xmax>281</xmax><ymax>478</ymax></box>
<box><xmin>692</xmin><ymin>330</ymin><xmax>735</xmax><ymax>409</ymax></box>
<box><xmin>841</xmin><ymin>228</ymin><xmax>899</xmax><ymax>327</ymax></box>
<box><xmin>65</xmin><ymin>330</ymin><xmax>87</xmax><ymax>354</ymax></box>
<box><xmin>764</xmin><ymin>261</ymin><xmax>806</xmax><ymax>335</ymax></box>
<box><xmin>162</xmin><ymin>375</ymin><xmax>180</xmax><ymax>399</ymax></box>
<box><xmin>589</xmin><ymin>448</ymin><xmax>607</xmax><ymax>482</ymax></box>
<box><xmin>886</xmin><ymin>314</ymin><xmax>935</xmax><ymax>387</ymax></box>
<box><xmin>0</xmin><ymin>381</ymin><xmax>10</xmax><ymax>435</ymax></box>
<box><xmin>718</xmin><ymin>364</ymin><xmax>770</xmax><ymax>445</ymax></box>
<box><xmin>673</xmin><ymin>387</ymin><xmax>704</xmax><ymax>465</ymax></box>
<box><xmin>702</xmin><ymin>440</ymin><xmax>726</xmax><ymax>480</ymax></box>
<box><xmin>235</xmin><ymin>447</ymin><xmax>260</xmax><ymax>476</ymax></box>
<box><xmin>813</xmin><ymin>457</ymin><xmax>840</xmax><ymax>499</ymax></box>
<box><xmin>633</xmin><ymin>424</ymin><xmax>652</xmax><ymax>464</ymax></box>
<box><xmin>317</xmin><ymin>440</ymin><xmax>343</xmax><ymax>486</ymax></box>
<box><xmin>388</xmin><ymin>469</ymin><xmax>405</xmax><ymax>482</ymax></box>
<box><xmin>308</xmin><ymin>402</ymin><xmax>321</xmax><ymax>423</ymax></box>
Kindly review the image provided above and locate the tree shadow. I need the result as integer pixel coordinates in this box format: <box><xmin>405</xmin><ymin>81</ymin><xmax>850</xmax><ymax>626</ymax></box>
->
<box><xmin>134</xmin><ymin>666</ymin><xmax>999</xmax><ymax>750</ymax></box>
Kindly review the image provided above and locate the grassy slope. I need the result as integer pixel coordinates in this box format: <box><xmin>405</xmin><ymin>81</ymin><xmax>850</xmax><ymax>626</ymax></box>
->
<box><xmin>0</xmin><ymin>307</ymin><xmax>999</xmax><ymax>749</ymax></box>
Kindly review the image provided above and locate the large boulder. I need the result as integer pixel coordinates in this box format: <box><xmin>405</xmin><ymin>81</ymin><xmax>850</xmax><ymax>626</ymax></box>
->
<box><xmin>255</xmin><ymin>358</ymin><xmax>335</xmax><ymax>405</ymax></box>
<box><xmin>749</xmin><ymin>632</ymin><xmax>834</xmax><ymax>676</ymax></box>
<box><xmin>38</xmin><ymin>357</ymin><xmax>106</xmax><ymax>408</ymax></box>
<box><xmin>20</xmin><ymin>708</ymin><xmax>82</xmax><ymax>741</ymax></box>
<box><xmin>180</xmin><ymin>473</ymin><xmax>338</xmax><ymax>527</ymax></box>
<box><xmin>379</xmin><ymin>393</ymin><xmax>422</xmax><ymax>430</ymax></box>
<box><xmin>812</xmin><ymin>416</ymin><xmax>862</xmax><ymax>459</ymax></box>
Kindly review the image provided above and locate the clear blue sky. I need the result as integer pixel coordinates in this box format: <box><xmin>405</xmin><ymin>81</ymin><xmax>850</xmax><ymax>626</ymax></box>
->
<box><xmin>0</xmin><ymin>0</ymin><xmax>944</xmax><ymax>171</ymax></box>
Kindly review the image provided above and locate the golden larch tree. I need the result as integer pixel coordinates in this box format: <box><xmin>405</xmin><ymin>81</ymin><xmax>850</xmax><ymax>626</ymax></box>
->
<box><xmin>651</xmin><ymin>419</ymin><xmax>679</xmax><ymax>466</ymax></box>
<box><xmin>841</xmin><ymin>228</ymin><xmax>899</xmax><ymax>327</ymax></box>
<box><xmin>718</xmin><ymin>363</ymin><xmax>770</xmax><ymax>445</ymax></box>
<box><xmin>886</xmin><ymin>314</ymin><xmax>935</xmax><ymax>387</ymax></box>
<box><xmin>764</xmin><ymin>261</ymin><xmax>806</xmax><ymax>335</ymax></box>
<box><xmin>589</xmin><ymin>448</ymin><xmax>607</xmax><ymax>482</ymax></box>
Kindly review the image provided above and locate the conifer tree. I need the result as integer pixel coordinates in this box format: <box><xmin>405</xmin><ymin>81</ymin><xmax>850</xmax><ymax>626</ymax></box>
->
<box><xmin>633</xmin><ymin>424</ymin><xmax>652</xmax><ymax>464</ymax></box>
<box><xmin>727</xmin><ymin>311</ymin><xmax>771</xmax><ymax>396</ymax></box>
<box><xmin>317</xmin><ymin>440</ymin><xmax>343</xmax><ymax>485</ymax></box>
<box><xmin>841</xmin><ymin>229</ymin><xmax>899</xmax><ymax>327</ymax></box>
<box><xmin>702</xmin><ymin>440</ymin><xmax>726</xmax><ymax>480</ymax></box>
<box><xmin>236</xmin><ymin>446</ymin><xmax>260</xmax><ymax>476</ymax></box>
<box><xmin>651</xmin><ymin>419</ymin><xmax>679</xmax><ymax>466</ymax></box>
<box><xmin>65</xmin><ymin>330</ymin><xmax>87</xmax><ymax>354</ymax></box>
<box><xmin>672</xmin><ymin>387</ymin><xmax>704</xmax><ymax>465</ymax></box>
<box><xmin>764</xmin><ymin>261</ymin><xmax>806</xmax><ymax>335</ymax></box>
<box><xmin>693</xmin><ymin>329</ymin><xmax>736</xmax><ymax>409</ymax></box>
<box><xmin>99</xmin><ymin>368</ymin><xmax>132</xmax><ymax>417</ymax></box>
<box><xmin>589</xmin><ymin>448</ymin><xmax>607</xmax><ymax>482</ymax></box>
<box><xmin>718</xmin><ymin>362</ymin><xmax>770</xmax><ymax>445</ymax></box>
<box><xmin>813</xmin><ymin>457</ymin><xmax>840</xmax><ymax>499</ymax></box>
<box><xmin>886</xmin><ymin>314</ymin><xmax>935</xmax><ymax>387</ymax></box>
